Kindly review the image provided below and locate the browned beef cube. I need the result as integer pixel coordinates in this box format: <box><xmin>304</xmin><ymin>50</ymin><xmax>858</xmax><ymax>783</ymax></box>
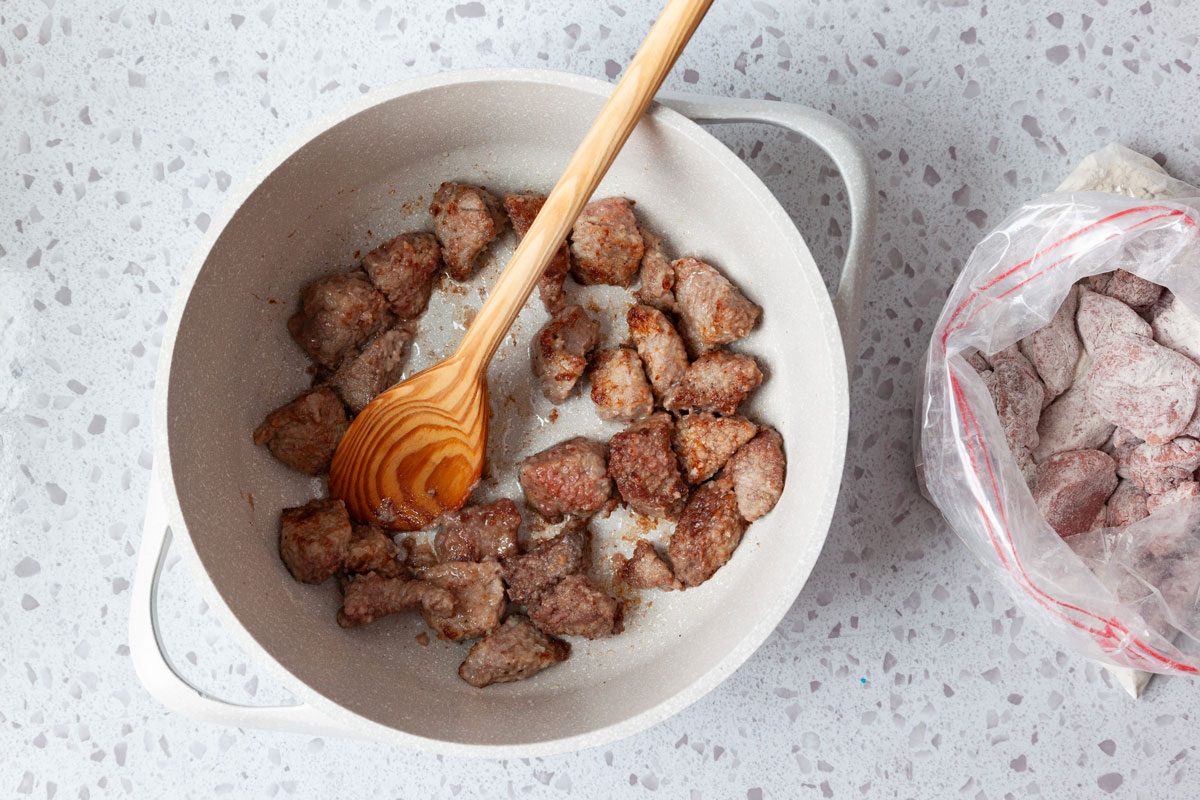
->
<box><xmin>569</xmin><ymin>197</ymin><xmax>644</xmax><ymax>286</ymax></box>
<box><xmin>528</xmin><ymin>574</ymin><xmax>624</xmax><ymax>639</ymax></box>
<box><xmin>673</xmin><ymin>412</ymin><xmax>758</xmax><ymax>484</ymax></box>
<box><xmin>254</xmin><ymin>386</ymin><xmax>348</xmax><ymax>475</ymax></box>
<box><xmin>415</xmin><ymin>560</ymin><xmax>505</xmax><ymax>641</ymax></box>
<box><xmin>517</xmin><ymin>437</ymin><xmax>611</xmax><ymax>520</ymax></box>
<box><xmin>590</xmin><ymin>347</ymin><xmax>654</xmax><ymax>422</ymax></box>
<box><xmin>362</xmin><ymin>232</ymin><xmax>443</xmax><ymax>319</ymax></box>
<box><xmin>337</xmin><ymin>572</ymin><xmax>455</xmax><ymax>627</ymax></box>
<box><xmin>278</xmin><ymin>498</ymin><xmax>353</xmax><ymax>584</ymax></box>
<box><xmin>673</xmin><ymin>257</ymin><xmax>761</xmax><ymax>355</ymax></box>
<box><xmin>627</xmin><ymin>304</ymin><xmax>688</xmax><ymax>403</ymax></box>
<box><xmin>668</xmin><ymin>476</ymin><xmax>748</xmax><ymax>587</ymax></box>
<box><xmin>634</xmin><ymin>227</ymin><xmax>676</xmax><ymax>312</ymax></box>
<box><xmin>343</xmin><ymin>524</ymin><xmax>405</xmax><ymax>578</ymax></box>
<box><xmin>288</xmin><ymin>270</ymin><xmax>391</xmax><ymax>369</ymax></box>
<box><xmin>616</xmin><ymin>539</ymin><xmax>681</xmax><ymax>591</ymax></box>
<box><xmin>664</xmin><ymin>351</ymin><xmax>763</xmax><ymax>415</ymax></box>
<box><xmin>501</xmin><ymin>520</ymin><xmax>591</xmax><ymax>606</ymax></box>
<box><xmin>531</xmin><ymin>304</ymin><xmax>600</xmax><ymax>403</ymax></box>
<box><xmin>727</xmin><ymin>427</ymin><xmax>786</xmax><ymax>521</ymax></box>
<box><xmin>435</xmin><ymin>498</ymin><xmax>522</xmax><ymax>563</ymax></box>
<box><xmin>329</xmin><ymin>324</ymin><xmax>414</xmax><ymax>414</ymax></box>
<box><xmin>458</xmin><ymin>615</ymin><xmax>572</xmax><ymax>688</ymax></box>
<box><xmin>503</xmin><ymin>193</ymin><xmax>570</xmax><ymax>312</ymax></box>
<box><xmin>429</xmin><ymin>182</ymin><xmax>506</xmax><ymax>281</ymax></box>
<box><xmin>607</xmin><ymin>413</ymin><xmax>688</xmax><ymax>520</ymax></box>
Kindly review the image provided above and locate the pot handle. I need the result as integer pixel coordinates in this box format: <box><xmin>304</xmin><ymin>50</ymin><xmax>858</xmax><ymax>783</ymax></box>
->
<box><xmin>658</xmin><ymin>93</ymin><xmax>876</xmax><ymax>366</ymax></box>
<box><xmin>129</xmin><ymin>467</ymin><xmax>357</xmax><ymax>738</ymax></box>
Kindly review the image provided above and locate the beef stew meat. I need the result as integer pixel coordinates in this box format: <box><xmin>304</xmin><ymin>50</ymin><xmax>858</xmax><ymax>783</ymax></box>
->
<box><xmin>626</xmin><ymin>304</ymin><xmax>689</xmax><ymax>404</ymax></box>
<box><xmin>362</xmin><ymin>232</ymin><xmax>443</xmax><ymax>319</ymax></box>
<box><xmin>337</xmin><ymin>572</ymin><xmax>455</xmax><ymax>628</ymax></box>
<box><xmin>415</xmin><ymin>560</ymin><xmax>506</xmax><ymax>641</ymax></box>
<box><xmin>343</xmin><ymin>524</ymin><xmax>405</xmax><ymax>578</ymax></box>
<box><xmin>673</xmin><ymin>412</ymin><xmax>758</xmax><ymax>485</ymax></box>
<box><xmin>266</xmin><ymin>184</ymin><xmax>789</xmax><ymax>688</ymax></box>
<box><xmin>458</xmin><ymin>615</ymin><xmax>571</xmax><ymax>688</ymax></box>
<box><xmin>501</xmin><ymin>520</ymin><xmax>592</xmax><ymax>606</ymax></box>
<box><xmin>434</xmin><ymin>499</ymin><xmax>522</xmax><ymax>563</ymax></box>
<box><xmin>569</xmin><ymin>197</ymin><xmax>645</xmax><ymax>287</ymax></box>
<box><xmin>253</xmin><ymin>386</ymin><xmax>348</xmax><ymax>475</ymax></box>
<box><xmin>288</xmin><ymin>270</ymin><xmax>392</xmax><ymax>369</ymax></box>
<box><xmin>727</xmin><ymin>427</ymin><xmax>786</xmax><ymax>521</ymax></box>
<box><xmin>590</xmin><ymin>346</ymin><xmax>654</xmax><ymax>422</ymax></box>
<box><xmin>528</xmin><ymin>573</ymin><xmax>624</xmax><ymax>639</ymax></box>
<box><xmin>429</xmin><ymin>182</ymin><xmax>507</xmax><ymax>281</ymax></box>
<box><xmin>672</xmin><ymin>256</ymin><xmax>762</xmax><ymax>355</ymax></box>
<box><xmin>668</xmin><ymin>476</ymin><xmax>748</xmax><ymax>588</ymax></box>
<box><xmin>329</xmin><ymin>323</ymin><xmax>414</xmax><ymax>414</ymax></box>
<box><xmin>635</xmin><ymin>227</ymin><xmax>676</xmax><ymax>312</ymax></box>
<box><xmin>517</xmin><ymin>437</ymin><xmax>612</xmax><ymax>521</ymax></box>
<box><xmin>616</xmin><ymin>539</ymin><xmax>682</xmax><ymax>591</ymax></box>
<box><xmin>531</xmin><ymin>304</ymin><xmax>601</xmax><ymax>403</ymax></box>
<box><xmin>607</xmin><ymin>413</ymin><xmax>689</xmax><ymax>520</ymax></box>
<box><xmin>503</xmin><ymin>193</ymin><xmax>571</xmax><ymax>312</ymax></box>
<box><xmin>279</xmin><ymin>498</ymin><xmax>354</xmax><ymax>584</ymax></box>
<box><xmin>664</xmin><ymin>350</ymin><xmax>764</xmax><ymax>415</ymax></box>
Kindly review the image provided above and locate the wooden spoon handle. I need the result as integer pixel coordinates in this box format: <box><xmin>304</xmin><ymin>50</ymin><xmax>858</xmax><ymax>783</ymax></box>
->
<box><xmin>457</xmin><ymin>0</ymin><xmax>713</xmax><ymax>372</ymax></box>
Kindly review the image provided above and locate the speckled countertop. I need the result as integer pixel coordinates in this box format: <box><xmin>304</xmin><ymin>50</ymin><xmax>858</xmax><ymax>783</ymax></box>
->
<box><xmin>4</xmin><ymin>1</ymin><xmax>1199</xmax><ymax>797</ymax></box>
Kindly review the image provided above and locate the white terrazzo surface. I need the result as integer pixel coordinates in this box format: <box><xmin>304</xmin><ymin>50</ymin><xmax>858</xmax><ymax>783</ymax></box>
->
<box><xmin>4</xmin><ymin>0</ymin><xmax>1200</xmax><ymax>797</ymax></box>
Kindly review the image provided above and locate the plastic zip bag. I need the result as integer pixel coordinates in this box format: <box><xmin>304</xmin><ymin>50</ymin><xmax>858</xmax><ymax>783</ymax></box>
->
<box><xmin>917</xmin><ymin>145</ymin><xmax>1200</xmax><ymax>674</ymax></box>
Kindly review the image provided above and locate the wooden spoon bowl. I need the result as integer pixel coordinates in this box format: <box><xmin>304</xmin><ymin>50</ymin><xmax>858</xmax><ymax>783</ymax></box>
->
<box><xmin>329</xmin><ymin>354</ymin><xmax>487</xmax><ymax>529</ymax></box>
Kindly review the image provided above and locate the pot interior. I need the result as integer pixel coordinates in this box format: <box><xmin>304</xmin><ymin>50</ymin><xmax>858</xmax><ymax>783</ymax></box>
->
<box><xmin>166</xmin><ymin>74</ymin><xmax>845</xmax><ymax>748</ymax></box>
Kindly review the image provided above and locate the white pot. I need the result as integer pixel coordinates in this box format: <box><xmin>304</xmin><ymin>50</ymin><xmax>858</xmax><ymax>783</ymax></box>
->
<box><xmin>130</xmin><ymin>68</ymin><xmax>876</xmax><ymax>757</ymax></box>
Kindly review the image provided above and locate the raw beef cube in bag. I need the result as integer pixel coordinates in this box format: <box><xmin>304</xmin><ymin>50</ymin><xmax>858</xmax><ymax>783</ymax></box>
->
<box><xmin>916</xmin><ymin>144</ymin><xmax>1200</xmax><ymax>682</ymax></box>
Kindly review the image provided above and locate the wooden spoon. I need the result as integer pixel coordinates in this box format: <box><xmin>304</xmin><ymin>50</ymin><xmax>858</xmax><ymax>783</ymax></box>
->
<box><xmin>330</xmin><ymin>0</ymin><xmax>713</xmax><ymax>529</ymax></box>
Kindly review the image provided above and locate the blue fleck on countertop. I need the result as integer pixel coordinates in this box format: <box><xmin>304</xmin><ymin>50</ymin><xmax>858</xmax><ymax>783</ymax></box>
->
<box><xmin>2</xmin><ymin>0</ymin><xmax>1198</xmax><ymax>797</ymax></box>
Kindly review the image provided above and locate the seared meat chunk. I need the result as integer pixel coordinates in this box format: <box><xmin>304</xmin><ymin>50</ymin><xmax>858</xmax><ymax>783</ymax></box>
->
<box><xmin>458</xmin><ymin>615</ymin><xmax>571</xmax><ymax>688</ymax></box>
<box><xmin>726</xmin><ymin>427</ymin><xmax>786</xmax><ymax>521</ymax></box>
<box><xmin>288</xmin><ymin>270</ymin><xmax>391</xmax><ymax>369</ymax></box>
<box><xmin>531</xmin><ymin>304</ymin><xmax>601</xmax><ymax>403</ymax></box>
<box><xmin>254</xmin><ymin>386</ymin><xmax>348</xmax><ymax>475</ymax></box>
<box><xmin>429</xmin><ymin>182</ymin><xmax>506</xmax><ymax>281</ymax></box>
<box><xmin>518</xmin><ymin>437</ymin><xmax>612</xmax><ymax>521</ymax></box>
<box><xmin>415</xmin><ymin>560</ymin><xmax>506</xmax><ymax>641</ymax></box>
<box><xmin>590</xmin><ymin>347</ymin><xmax>654</xmax><ymax>422</ymax></box>
<box><xmin>673</xmin><ymin>257</ymin><xmax>761</xmax><ymax>355</ymax></box>
<box><xmin>503</xmin><ymin>193</ymin><xmax>571</xmax><ymax>312</ymax></box>
<box><xmin>627</xmin><ymin>304</ymin><xmax>689</xmax><ymax>402</ymax></box>
<box><xmin>329</xmin><ymin>324</ymin><xmax>414</xmax><ymax>413</ymax></box>
<box><xmin>668</xmin><ymin>476</ymin><xmax>748</xmax><ymax>587</ymax></box>
<box><xmin>665</xmin><ymin>351</ymin><xmax>763</xmax><ymax>415</ymax></box>
<box><xmin>635</xmin><ymin>228</ymin><xmax>676</xmax><ymax>312</ymax></box>
<box><xmin>362</xmin><ymin>232</ymin><xmax>443</xmax><ymax>319</ymax></box>
<box><xmin>344</xmin><ymin>524</ymin><xmax>404</xmax><ymax>578</ymax></box>
<box><xmin>616</xmin><ymin>539</ymin><xmax>682</xmax><ymax>591</ymax></box>
<box><xmin>673</xmin><ymin>412</ymin><xmax>758</xmax><ymax>485</ymax></box>
<box><xmin>569</xmin><ymin>197</ymin><xmax>644</xmax><ymax>287</ymax></box>
<box><xmin>435</xmin><ymin>498</ymin><xmax>522</xmax><ymax>563</ymax></box>
<box><xmin>528</xmin><ymin>574</ymin><xmax>624</xmax><ymax>639</ymax></box>
<box><xmin>337</xmin><ymin>572</ymin><xmax>455</xmax><ymax>628</ymax></box>
<box><xmin>502</xmin><ymin>520</ymin><xmax>591</xmax><ymax>606</ymax></box>
<box><xmin>279</xmin><ymin>498</ymin><xmax>354</xmax><ymax>584</ymax></box>
<box><xmin>608</xmin><ymin>413</ymin><xmax>688</xmax><ymax>520</ymax></box>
